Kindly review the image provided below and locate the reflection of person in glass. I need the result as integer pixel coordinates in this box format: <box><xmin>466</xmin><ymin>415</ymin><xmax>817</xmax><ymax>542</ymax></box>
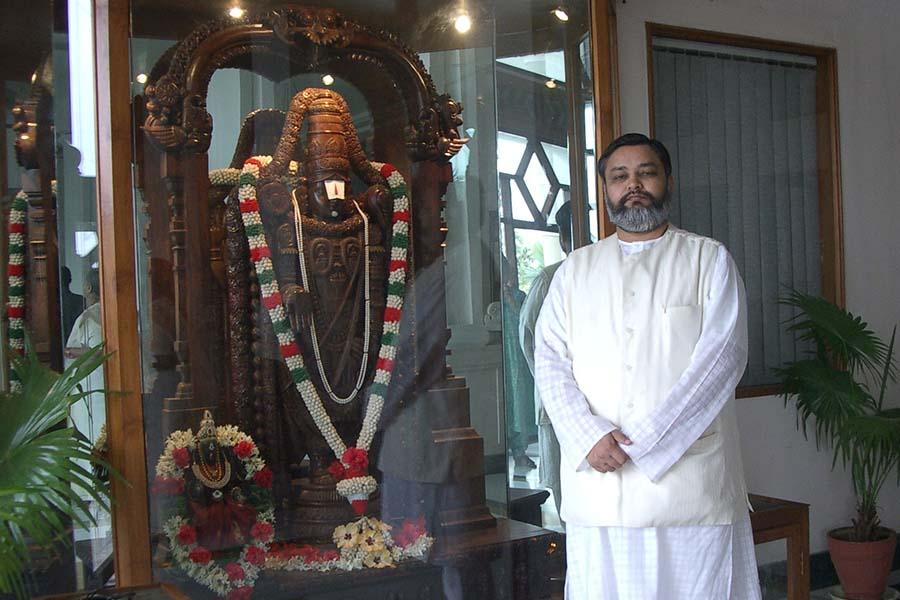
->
<box><xmin>535</xmin><ymin>134</ymin><xmax>759</xmax><ymax>598</ymax></box>
<box><xmin>501</xmin><ymin>255</ymin><xmax>536</xmax><ymax>473</ymax></box>
<box><xmin>64</xmin><ymin>269</ymin><xmax>100</xmax><ymax>360</ymax></box>
<box><xmin>518</xmin><ymin>201</ymin><xmax>571</xmax><ymax>516</ymax></box>
<box><xmin>186</xmin><ymin>411</ymin><xmax>256</xmax><ymax>551</ymax></box>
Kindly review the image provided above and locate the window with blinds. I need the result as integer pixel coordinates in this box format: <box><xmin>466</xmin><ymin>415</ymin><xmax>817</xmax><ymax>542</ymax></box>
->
<box><xmin>650</xmin><ymin>34</ymin><xmax>833</xmax><ymax>391</ymax></box>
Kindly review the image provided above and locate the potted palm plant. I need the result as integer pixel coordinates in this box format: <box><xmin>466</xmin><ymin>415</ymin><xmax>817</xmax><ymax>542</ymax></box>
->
<box><xmin>777</xmin><ymin>291</ymin><xmax>900</xmax><ymax>600</ymax></box>
<box><xmin>0</xmin><ymin>342</ymin><xmax>112</xmax><ymax>599</ymax></box>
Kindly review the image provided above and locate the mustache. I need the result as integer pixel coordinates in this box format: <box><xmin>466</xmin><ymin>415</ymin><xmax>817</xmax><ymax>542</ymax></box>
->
<box><xmin>625</xmin><ymin>191</ymin><xmax>653</xmax><ymax>202</ymax></box>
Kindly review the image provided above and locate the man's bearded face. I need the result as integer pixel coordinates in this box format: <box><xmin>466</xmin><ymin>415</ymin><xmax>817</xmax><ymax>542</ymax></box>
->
<box><xmin>602</xmin><ymin>145</ymin><xmax>672</xmax><ymax>234</ymax></box>
<box><xmin>605</xmin><ymin>183</ymin><xmax>671</xmax><ymax>233</ymax></box>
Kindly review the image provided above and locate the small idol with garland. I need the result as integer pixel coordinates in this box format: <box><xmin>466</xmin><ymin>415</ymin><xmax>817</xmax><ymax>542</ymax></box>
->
<box><xmin>154</xmin><ymin>411</ymin><xmax>275</xmax><ymax>598</ymax></box>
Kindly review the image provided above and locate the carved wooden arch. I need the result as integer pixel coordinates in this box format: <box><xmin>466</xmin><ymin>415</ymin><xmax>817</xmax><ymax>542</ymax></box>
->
<box><xmin>142</xmin><ymin>6</ymin><xmax>466</xmax><ymax>161</ymax></box>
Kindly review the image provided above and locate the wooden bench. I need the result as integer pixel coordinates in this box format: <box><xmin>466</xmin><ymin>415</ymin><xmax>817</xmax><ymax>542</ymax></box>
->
<box><xmin>749</xmin><ymin>493</ymin><xmax>810</xmax><ymax>600</ymax></box>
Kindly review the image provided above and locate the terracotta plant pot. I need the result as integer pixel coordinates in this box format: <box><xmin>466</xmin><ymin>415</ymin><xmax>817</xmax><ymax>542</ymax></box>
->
<box><xmin>828</xmin><ymin>527</ymin><xmax>897</xmax><ymax>600</ymax></box>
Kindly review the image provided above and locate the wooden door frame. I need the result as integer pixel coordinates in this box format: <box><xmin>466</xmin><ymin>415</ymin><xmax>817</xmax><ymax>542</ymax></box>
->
<box><xmin>591</xmin><ymin>0</ymin><xmax>621</xmax><ymax>239</ymax></box>
<box><xmin>94</xmin><ymin>0</ymin><xmax>153</xmax><ymax>586</ymax></box>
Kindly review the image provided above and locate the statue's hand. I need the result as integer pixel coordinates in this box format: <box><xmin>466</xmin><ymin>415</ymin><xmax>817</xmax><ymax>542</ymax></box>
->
<box><xmin>283</xmin><ymin>285</ymin><xmax>313</xmax><ymax>333</ymax></box>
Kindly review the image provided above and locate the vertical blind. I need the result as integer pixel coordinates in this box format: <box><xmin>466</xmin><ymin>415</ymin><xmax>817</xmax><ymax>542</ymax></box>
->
<box><xmin>652</xmin><ymin>41</ymin><xmax>821</xmax><ymax>387</ymax></box>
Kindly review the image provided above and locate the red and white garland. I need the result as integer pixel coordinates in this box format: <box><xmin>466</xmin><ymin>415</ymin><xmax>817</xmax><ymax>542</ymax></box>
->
<box><xmin>6</xmin><ymin>191</ymin><xmax>27</xmax><ymax>389</ymax></box>
<box><xmin>238</xmin><ymin>156</ymin><xmax>408</xmax><ymax>514</ymax></box>
<box><xmin>154</xmin><ymin>426</ymin><xmax>274</xmax><ymax>600</ymax></box>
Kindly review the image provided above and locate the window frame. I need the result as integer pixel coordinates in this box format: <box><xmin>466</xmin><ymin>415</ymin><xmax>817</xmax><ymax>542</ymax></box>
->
<box><xmin>645</xmin><ymin>22</ymin><xmax>844</xmax><ymax>399</ymax></box>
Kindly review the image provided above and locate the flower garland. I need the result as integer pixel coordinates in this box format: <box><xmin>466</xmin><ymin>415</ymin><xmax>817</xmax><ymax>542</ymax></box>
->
<box><xmin>238</xmin><ymin>156</ymin><xmax>409</xmax><ymax>514</ymax></box>
<box><xmin>266</xmin><ymin>516</ymin><xmax>432</xmax><ymax>573</ymax></box>
<box><xmin>154</xmin><ymin>425</ymin><xmax>274</xmax><ymax>599</ymax></box>
<box><xmin>6</xmin><ymin>191</ymin><xmax>27</xmax><ymax>389</ymax></box>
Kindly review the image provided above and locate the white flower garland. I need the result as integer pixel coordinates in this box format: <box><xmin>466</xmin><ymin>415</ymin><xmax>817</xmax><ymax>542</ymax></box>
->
<box><xmin>6</xmin><ymin>191</ymin><xmax>27</xmax><ymax>389</ymax></box>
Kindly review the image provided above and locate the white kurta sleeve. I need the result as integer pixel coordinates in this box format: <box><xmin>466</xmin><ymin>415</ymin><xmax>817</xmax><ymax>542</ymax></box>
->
<box><xmin>622</xmin><ymin>245</ymin><xmax>748</xmax><ymax>482</ymax></box>
<box><xmin>535</xmin><ymin>260</ymin><xmax>616</xmax><ymax>471</ymax></box>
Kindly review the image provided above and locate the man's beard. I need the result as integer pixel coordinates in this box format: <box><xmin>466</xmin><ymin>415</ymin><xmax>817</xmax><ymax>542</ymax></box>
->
<box><xmin>605</xmin><ymin>188</ymin><xmax>671</xmax><ymax>233</ymax></box>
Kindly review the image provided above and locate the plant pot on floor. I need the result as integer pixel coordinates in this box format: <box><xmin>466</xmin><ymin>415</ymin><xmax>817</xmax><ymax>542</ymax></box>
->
<box><xmin>828</xmin><ymin>527</ymin><xmax>897</xmax><ymax>600</ymax></box>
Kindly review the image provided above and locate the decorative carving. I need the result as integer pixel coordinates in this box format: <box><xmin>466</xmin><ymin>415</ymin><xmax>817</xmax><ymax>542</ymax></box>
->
<box><xmin>141</xmin><ymin>6</ymin><xmax>467</xmax><ymax>161</ymax></box>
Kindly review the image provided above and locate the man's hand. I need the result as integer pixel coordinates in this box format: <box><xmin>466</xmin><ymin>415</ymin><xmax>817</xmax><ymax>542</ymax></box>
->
<box><xmin>587</xmin><ymin>430</ymin><xmax>633</xmax><ymax>473</ymax></box>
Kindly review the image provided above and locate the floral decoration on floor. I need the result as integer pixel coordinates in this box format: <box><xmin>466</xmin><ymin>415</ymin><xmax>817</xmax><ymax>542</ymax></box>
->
<box><xmin>266</xmin><ymin>516</ymin><xmax>432</xmax><ymax>572</ymax></box>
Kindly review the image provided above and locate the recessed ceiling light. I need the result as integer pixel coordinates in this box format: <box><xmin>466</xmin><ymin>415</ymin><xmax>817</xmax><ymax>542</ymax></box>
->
<box><xmin>454</xmin><ymin>13</ymin><xmax>472</xmax><ymax>33</ymax></box>
<box><xmin>322</xmin><ymin>74</ymin><xmax>335</xmax><ymax>86</ymax></box>
<box><xmin>552</xmin><ymin>8</ymin><xmax>570</xmax><ymax>22</ymax></box>
<box><xmin>228</xmin><ymin>6</ymin><xmax>245</xmax><ymax>19</ymax></box>
<box><xmin>135</xmin><ymin>73</ymin><xmax>148</xmax><ymax>84</ymax></box>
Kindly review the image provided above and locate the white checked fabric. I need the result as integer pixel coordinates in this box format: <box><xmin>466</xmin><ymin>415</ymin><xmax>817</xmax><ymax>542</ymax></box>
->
<box><xmin>535</xmin><ymin>235</ymin><xmax>761</xmax><ymax>599</ymax></box>
<box><xmin>565</xmin><ymin>513</ymin><xmax>761</xmax><ymax>600</ymax></box>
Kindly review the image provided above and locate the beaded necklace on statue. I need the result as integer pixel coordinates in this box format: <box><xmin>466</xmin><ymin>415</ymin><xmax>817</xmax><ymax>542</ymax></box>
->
<box><xmin>239</xmin><ymin>156</ymin><xmax>409</xmax><ymax>514</ymax></box>
<box><xmin>192</xmin><ymin>447</ymin><xmax>232</xmax><ymax>490</ymax></box>
<box><xmin>290</xmin><ymin>189</ymin><xmax>371</xmax><ymax>405</ymax></box>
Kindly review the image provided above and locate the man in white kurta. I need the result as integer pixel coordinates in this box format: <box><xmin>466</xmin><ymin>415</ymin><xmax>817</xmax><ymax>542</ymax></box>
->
<box><xmin>534</xmin><ymin>133</ymin><xmax>761</xmax><ymax>599</ymax></box>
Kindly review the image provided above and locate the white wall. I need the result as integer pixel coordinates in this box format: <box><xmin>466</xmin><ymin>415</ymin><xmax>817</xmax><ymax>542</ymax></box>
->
<box><xmin>614</xmin><ymin>0</ymin><xmax>900</xmax><ymax>558</ymax></box>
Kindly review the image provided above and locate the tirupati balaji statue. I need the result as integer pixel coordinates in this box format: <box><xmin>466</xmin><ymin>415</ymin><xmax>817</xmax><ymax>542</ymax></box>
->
<box><xmin>241</xmin><ymin>88</ymin><xmax>393</xmax><ymax>541</ymax></box>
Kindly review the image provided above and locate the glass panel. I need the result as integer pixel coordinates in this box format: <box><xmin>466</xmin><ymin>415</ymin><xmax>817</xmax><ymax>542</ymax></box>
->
<box><xmin>127</xmin><ymin>2</ymin><xmax>595</xmax><ymax>596</ymax></box>
<box><xmin>497</xmin><ymin>131</ymin><xmax>527</xmax><ymax>174</ymax></box>
<box><xmin>1</xmin><ymin>0</ymin><xmax>111</xmax><ymax>595</ymax></box>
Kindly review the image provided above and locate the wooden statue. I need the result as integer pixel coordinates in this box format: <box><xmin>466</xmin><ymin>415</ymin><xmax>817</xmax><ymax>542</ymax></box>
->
<box><xmin>251</xmin><ymin>88</ymin><xmax>393</xmax><ymax>540</ymax></box>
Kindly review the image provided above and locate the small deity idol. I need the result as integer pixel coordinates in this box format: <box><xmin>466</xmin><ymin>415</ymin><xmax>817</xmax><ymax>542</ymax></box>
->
<box><xmin>185</xmin><ymin>411</ymin><xmax>256</xmax><ymax>551</ymax></box>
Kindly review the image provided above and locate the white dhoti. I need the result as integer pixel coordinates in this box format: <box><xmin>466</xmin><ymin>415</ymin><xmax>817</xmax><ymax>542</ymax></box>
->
<box><xmin>564</xmin><ymin>513</ymin><xmax>762</xmax><ymax>600</ymax></box>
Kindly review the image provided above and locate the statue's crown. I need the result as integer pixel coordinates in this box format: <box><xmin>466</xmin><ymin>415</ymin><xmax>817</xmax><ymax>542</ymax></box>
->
<box><xmin>196</xmin><ymin>410</ymin><xmax>217</xmax><ymax>442</ymax></box>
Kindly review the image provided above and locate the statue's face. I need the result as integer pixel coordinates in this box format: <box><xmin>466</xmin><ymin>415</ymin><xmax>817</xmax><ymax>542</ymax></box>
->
<box><xmin>309</xmin><ymin>178</ymin><xmax>352</xmax><ymax>221</ymax></box>
<box><xmin>201</xmin><ymin>438</ymin><xmax>219</xmax><ymax>464</ymax></box>
<box><xmin>310</xmin><ymin>237</ymin><xmax>362</xmax><ymax>284</ymax></box>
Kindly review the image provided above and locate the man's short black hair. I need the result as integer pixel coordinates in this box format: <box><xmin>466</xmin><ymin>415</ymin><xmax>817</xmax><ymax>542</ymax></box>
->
<box><xmin>597</xmin><ymin>133</ymin><xmax>672</xmax><ymax>182</ymax></box>
<box><xmin>555</xmin><ymin>201</ymin><xmax>572</xmax><ymax>241</ymax></box>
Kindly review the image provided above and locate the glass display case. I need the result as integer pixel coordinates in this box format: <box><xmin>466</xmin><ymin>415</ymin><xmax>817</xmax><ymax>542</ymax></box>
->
<box><xmin>2</xmin><ymin>1</ymin><xmax>615</xmax><ymax>598</ymax></box>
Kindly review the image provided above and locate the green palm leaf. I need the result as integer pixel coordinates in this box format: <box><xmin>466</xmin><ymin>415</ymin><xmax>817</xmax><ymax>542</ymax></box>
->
<box><xmin>0</xmin><ymin>341</ymin><xmax>113</xmax><ymax>598</ymax></box>
<box><xmin>781</xmin><ymin>291</ymin><xmax>893</xmax><ymax>382</ymax></box>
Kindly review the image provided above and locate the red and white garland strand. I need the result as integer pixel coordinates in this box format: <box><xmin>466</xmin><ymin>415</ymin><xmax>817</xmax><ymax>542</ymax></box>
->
<box><xmin>238</xmin><ymin>156</ymin><xmax>409</xmax><ymax>514</ymax></box>
<box><xmin>6</xmin><ymin>191</ymin><xmax>27</xmax><ymax>389</ymax></box>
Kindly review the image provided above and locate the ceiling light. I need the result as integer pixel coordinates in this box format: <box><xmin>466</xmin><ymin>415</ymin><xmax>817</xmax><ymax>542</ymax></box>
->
<box><xmin>545</xmin><ymin>79</ymin><xmax>557</xmax><ymax>89</ymax></box>
<box><xmin>454</xmin><ymin>13</ymin><xmax>472</xmax><ymax>33</ymax></box>
<box><xmin>135</xmin><ymin>73</ymin><xmax>148</xmax><ymax>84</ymax></box>
<box><xmin>30</xmin><ymin>73</ymin><xmax>37</xmax><ymax>84</ymax></box>
<box><xmin>552</xmin><ymin>8</ymin><xmax>569</xmax><ymax>22</ymax></box>
<box><xmin>228</xmin><ymin>5</ymin><xmax>245</xmax><ymax>19</ymax></box>
<box><xmin>322</xmin><ymin>74</ymin><xmax>334</xmax><ymax>86</ymax></box>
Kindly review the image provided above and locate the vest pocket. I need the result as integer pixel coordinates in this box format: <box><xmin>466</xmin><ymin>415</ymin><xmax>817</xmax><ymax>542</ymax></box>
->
<box><xmin>662</xmin><ymin>304</ymin><xmax>702</xmax><ymax>356</ymax></box>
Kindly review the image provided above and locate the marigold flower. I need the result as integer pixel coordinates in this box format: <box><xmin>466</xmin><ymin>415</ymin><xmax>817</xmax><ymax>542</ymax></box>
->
<box><xmin>234</xmin><ymin>440</ymin><xmax>256</xmax><ymax>459</ymax></box>
<box><xmin>176</xmin><ymin>524</ymin><xmax>197</xmax><ymax>546</ymax></box>
<box><xmin>225</xmin><ymin>562</ymin><xmax>245</xmax><ymax>581</ymax></box>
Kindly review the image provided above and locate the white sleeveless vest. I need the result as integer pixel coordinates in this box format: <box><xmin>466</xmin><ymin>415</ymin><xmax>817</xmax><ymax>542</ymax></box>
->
<box><xmin>559</xmin><ymin>227</ymin><xmax>747</xmax><ymax>527</ymax></box>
